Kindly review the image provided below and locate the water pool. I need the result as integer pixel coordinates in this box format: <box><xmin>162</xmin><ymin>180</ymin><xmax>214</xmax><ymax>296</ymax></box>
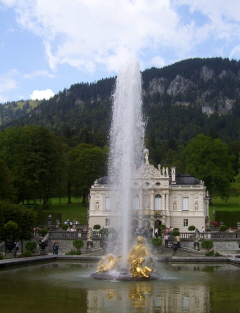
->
<box><xmin>0</xmin><ymin>261</ymin><xmax>239</xmax><ymax>313</ymax></box>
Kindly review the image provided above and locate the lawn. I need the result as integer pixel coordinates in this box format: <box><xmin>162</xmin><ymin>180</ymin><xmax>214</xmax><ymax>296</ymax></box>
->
<box><xmin>209</xmin><ymin>196</ymin><xmax>240</xmax><ymax>220</ymax></box>
<box><xmin>48</xmin><ymin>198</ymin><xmax>88</xmax><ymax>225</ymax></box>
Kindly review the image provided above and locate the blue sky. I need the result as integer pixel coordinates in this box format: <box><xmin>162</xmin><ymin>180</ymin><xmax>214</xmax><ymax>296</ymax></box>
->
<box><xmin>1</xmin><ymin>0</ymin><xmax>240</xmax><ymax>103</ymax></box>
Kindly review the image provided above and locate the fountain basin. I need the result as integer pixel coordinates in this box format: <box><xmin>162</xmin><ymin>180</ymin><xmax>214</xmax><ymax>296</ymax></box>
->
<box><xmin>90</xmin><ymin>271</ymin><xmax>160</xmax><ymax>281</ymax></box>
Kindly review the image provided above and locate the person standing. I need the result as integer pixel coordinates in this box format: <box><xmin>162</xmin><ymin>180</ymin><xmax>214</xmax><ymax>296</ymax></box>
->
<box><xmin>53</xmin><ymin>241</ymin><xmax>59</xmax><ymax>254</ymax></box>
<box><xmin>164</xmin><ymin>233</ymin><xmax>169</xmax><ymax>247</ymax></box>
<box><xmin>13</xmin><ymin>240</ymin><xmax>19</xmax><ymax>258</ymax></box>
<box><xmin>176</xmin><ymin>235</ymin><xmax>181</xmax><ymax>248</ymax></box>
<box><xmin>155</xmin><ymin>228</ymin><xmax>159</xmax><ymax>238</ymax></box>
<box><xmin>201</xmin><ymin>227</ymin><xmax>205</xmax><ymax>238</ymax></box>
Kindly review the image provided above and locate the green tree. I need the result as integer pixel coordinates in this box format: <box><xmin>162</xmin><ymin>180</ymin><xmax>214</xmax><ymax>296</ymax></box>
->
<box><xmin>0</xmin><ymin>126</ymin><xmax>66</xmax><ymax>205</ymax></box>
<box><xmin>0</xmin><ymin>159</ymin><xmax>15</xmax><ymax>201</ymax></box>
<box><xmin>183</xmin><ymin>135</ymin><xmax>233</xmax><ymax>200</ymax></box>
<box><xmin>0</xmin><ymin>202</ymin><xmax>36</xmax><ymax>248</ymax></box>
<box><xmin>67</xmin><ymin>144</ymin><xmax>108</xmax><ymax>204</ymax></box>
<box><xmin>3</xmin><ymin>221</ymin><xmax>18</xmax><ymax>241</ymax></box>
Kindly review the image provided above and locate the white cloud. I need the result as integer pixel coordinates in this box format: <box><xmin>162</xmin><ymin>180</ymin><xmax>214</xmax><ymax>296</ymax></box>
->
<box><xmin>148</xmin><ymin>56</ymin><xmax>166</xmax><ymax>68</ymax></box>
<box><xmin>0</xmin><ymin>95</ymin><xmax>8</xmax><ymax>103</ymax></box>
<box><xmin>23</xmin><ymin>70</ymin><xmax>55</xmax><ymax>79</ymax></box>
<box><xmin>0</xmin><ymin>0</ymin><xmax>188</xmax><ymax>72</ymax></box>
<box><xmin>0</xmin><ymin>70</ymin><xmax>17</xmax><ymax>92</ymax></box>
<box><xmin>30</xmin><ymin>89</ymin><xmax>54</xmax><ymax>100</ymax></box>
<box><xmin>2</xmin><ymin>0</ymin><xmax>240</xmax><ymax>76</ymax></box>
<box><xmin>230</xmin><ymin>45</ymin><xmax>240</xmax><ymax>60</ymax></box>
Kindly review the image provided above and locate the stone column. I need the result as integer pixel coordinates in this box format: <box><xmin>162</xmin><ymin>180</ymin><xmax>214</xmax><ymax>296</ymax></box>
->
<box><xmin>150</xmin><ymin>190</ymin><xmax>154</xmax><ymax>212</ymax></box>
<box><xmin>165</xmin><ymin>193</ymin><xmax>169</xmax><ymax>216</ymax></box>
<box><xmin>162</xmin><ymin>193</ymin><xmax>165</xmax><ymax>212</ymax></box>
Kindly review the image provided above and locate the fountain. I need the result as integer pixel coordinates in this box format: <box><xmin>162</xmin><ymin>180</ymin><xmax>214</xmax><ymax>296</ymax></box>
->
<box><xmin>91</xmin><ymin>60</ymin><xmax>158</xmax><ymax>280</ymax></box>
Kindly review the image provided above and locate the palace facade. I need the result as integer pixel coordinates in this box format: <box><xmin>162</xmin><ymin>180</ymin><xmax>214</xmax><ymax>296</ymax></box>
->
<box><xmin>88</xmin><ymin>158</ymin><xmax>209</xmax><ymax>233</ymax></box>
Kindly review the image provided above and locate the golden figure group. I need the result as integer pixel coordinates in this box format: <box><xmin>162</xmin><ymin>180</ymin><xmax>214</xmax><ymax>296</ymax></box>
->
<box><xmin>97</xmin><ymin>254</ymin><xmax>121</xmax><ymax>272</ymax></box>
<box><xmin>96</xmin><ymin>236</ymin><xmax>153</xmax><ymax>278</ymax></box>
<box><xmin>129</xmin><ymin>257</ymin><xmax>153</xmax><ymax>278</ymax></box>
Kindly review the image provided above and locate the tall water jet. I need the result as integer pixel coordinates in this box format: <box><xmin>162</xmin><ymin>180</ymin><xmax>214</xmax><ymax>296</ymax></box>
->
<box><xmin>108</xmin><ymin>60</ymin><xmax>145</xmax><ymax>267</ymax></box>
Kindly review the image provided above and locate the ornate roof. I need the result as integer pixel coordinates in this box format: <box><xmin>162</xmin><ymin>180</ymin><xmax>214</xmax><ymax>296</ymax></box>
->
<box><xmin>96</xmin><ymin>170</ymin><xmax>200</xmax><ymax>185</ymax></box>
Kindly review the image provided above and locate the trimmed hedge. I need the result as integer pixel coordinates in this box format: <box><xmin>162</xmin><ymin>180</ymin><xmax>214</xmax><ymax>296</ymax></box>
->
<box><xmin>215</xmin><ymin>211</ymin><xmax>240</xmax><ymax>228</ymax></box>
<box><xmin>38</xmin><ymin>212</ymin><xmax>62</xmax><ymax>226</ymax></box>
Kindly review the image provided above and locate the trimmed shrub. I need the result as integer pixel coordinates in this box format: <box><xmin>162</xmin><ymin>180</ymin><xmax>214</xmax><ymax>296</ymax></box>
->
<box><xmin>73</xmin><ymin>239</ymin><xmax>84</xmax><ymax>250</ymax></box>
<box><xmin>151</xmin><ymin>238</ymin><xmax>163</xmax><ymax>247</ymax></box>
<box><xmin>37</xmin><ymin>212</ymin><xmax>62</xmax><ymax>226</ymax></box>
<box><xmin>159</xmin><ymin>225</ymin><xmax>166</xmax><ymax>230</ymax></box>
<box><xmin>61</xmin><ymin>224</ymin><xmax>68</xmax><ymax>230</ymax></box>
<box><xmin>93</xmin><ymin>224</ymin><xmax>101</xmax><ymax>230</ymax></box>
<box><xmin>215</xmin><ymin>211</ymin><xmax>240</xmax><ymax>228</ymax></box>
<box><xmin>172</xmin><ymin>230</ymin><xmax>180</xmax><ymax>237</ymax></box>
<box><xmin>38</xmin><ymin>228</ymin><xmax>48</xmax><ymax>237</ymax></box>
<box><xmin>201</xmin><ymin>240</ymin><xmax>213</xmax><ymax>252</ymax></box>
<box><xmin>188</xmin><ymin>225</ymin><xmax>196</xmax><ymax>231</ymax></box>
<box><xmin>25</xmin><ymin>241</ymin><xmax>37</xmax><ymax>252</ymax></box>
<box><xmin>219</xmin><ymin>225</ymin><xmax>227</xmax><ymax>232</ymax></box>
<box><xmin>0</xmin><ymin>253</ymin><xmax>4</xmax><ymax>260</ymax></box>
<box><xmin>205</xmin><ymin>250</ymin><xmax>221</xmax><ymax>257</ymax></box>
<box><xmin>22</xmin><ymin>250</ymin><xmax>32</xmax><ymax>257</ymax></box>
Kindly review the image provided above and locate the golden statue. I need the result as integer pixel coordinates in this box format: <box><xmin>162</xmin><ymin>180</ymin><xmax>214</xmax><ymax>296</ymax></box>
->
<box><xmin>130</xmin><ymin>257</ymin><xmax>153</xmax><ymax>278</ymax></box>
<box><xmin>96</xmin><ymin>254</ymin><xmax>121</xmax><ymax>272</ymax></box>
<box><xmin>127</xmin><ymin>236</ymin><xmax>151</xmax><ymax>263</ymax></box>
<box><xmin>127</xmin><ymin>236</ymin><xmax>153</xmax><ymax>278</ymax></box>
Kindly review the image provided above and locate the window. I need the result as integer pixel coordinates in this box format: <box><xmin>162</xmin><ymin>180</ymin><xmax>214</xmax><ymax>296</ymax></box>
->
<box><xmin>183</xmin><ymin>219</ymin><xmax>188</xmax><ymax>226</ymax></box>
<box><xmin>105</xmin><ymin>197</ymin><xmax>111</xmax><ymax>211</ymax></box>
<box><xmin>182</xmin><ymin>197</ymin><xmax>189</xmax><ymax>211</ymax></box>
<box><xmin>156</xmin><ymin>182</ymin><xmax>160</xmax><ymax>186</ymax></box>
<box><xmin>132</xmin><ymin>195</ymin><xmax>140</xmax><ymax>210</ymax></box>
<box><xmin>105</xmin><ymin>218</ymin><xmax>110</xmax><ymax>226</ymax></box>
<box><xmin>155</xmin><ymin>194</ymin><xmax>162</xmax><ymax>211</ymax></box>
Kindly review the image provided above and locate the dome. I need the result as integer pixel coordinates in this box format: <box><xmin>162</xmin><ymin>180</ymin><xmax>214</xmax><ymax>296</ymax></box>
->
<box><xmin>97</xmin><ymin>176</ymin><xmax>110</xmax><ymax>185</ymax></box>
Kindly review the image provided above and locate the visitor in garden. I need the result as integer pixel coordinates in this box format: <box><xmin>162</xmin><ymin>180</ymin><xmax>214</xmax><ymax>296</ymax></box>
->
<box><xmin>201</xmin><ymin>227</ymin><xmax>205</xmax><ymax>237</ymax></box>
<box><xmin>176</xmin><ymin>235</ymin><xmax>181</xmax><ymax>248</ymax></box>
<box><xmin>53</xmin><ymin>241</ymin><xmax>59</xmax><ymax>254</ymax></box>
<box><xmin>13</xmin><ymin>240</ymin><xmax>19</xmax><ymax>258</ymax></box>
<box><xmin>155</xmin><ymin>228</ymin><xmax>159</xmax><ymax>238</ymax></box>
<box><xmin>164</xmin><ymin>233</ymin><xmax>169</xmax><ymax>247</ymax></box>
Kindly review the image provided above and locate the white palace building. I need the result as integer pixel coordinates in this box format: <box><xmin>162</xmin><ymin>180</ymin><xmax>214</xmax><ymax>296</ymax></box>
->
<box><xmin>88</xmin><ymin>154</ymin><xmax>210</xmax><ymax>233</ymax></box>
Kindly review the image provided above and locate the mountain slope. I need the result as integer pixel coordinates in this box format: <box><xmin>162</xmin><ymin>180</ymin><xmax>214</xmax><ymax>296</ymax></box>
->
<box><xmin>1</xmin><ymin>57</ymin><xmax>240</xmax><ymax>147</ymax></box>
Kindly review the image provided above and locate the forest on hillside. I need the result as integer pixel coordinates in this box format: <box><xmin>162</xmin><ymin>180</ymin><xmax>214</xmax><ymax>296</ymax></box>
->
<box><xmin>1</xmin><ymin>58</ymin><xmax>240</xmax><ymax>152</ymax></box>
<box><xmin>1</xmin><ymin>58</ymin><xmax>240</xmax><ymax>204</ymax></box>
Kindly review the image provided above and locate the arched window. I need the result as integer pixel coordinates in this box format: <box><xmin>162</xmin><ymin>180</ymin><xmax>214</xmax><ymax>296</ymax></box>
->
<box><xmin>132</xmin><ymin>195</ymin><xmax>140</xmax><ymax>211</ymax></box>
<box><xmin>155</xmin><ymin>194</ymin><xmax>162</xmax><ymax>211</ymax></box>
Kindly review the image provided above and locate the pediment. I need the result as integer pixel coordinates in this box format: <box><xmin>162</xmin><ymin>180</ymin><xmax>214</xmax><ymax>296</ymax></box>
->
<box><xmin>133</xmin><ymin>164</ymin><xmax>168</xmax><ymax>179</ymax></box>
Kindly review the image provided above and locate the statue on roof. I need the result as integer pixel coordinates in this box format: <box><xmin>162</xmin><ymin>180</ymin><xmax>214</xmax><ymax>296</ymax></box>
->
<box><xmin>143</xmin><ymin>149</ymin><xmax>149</xmax><ymax>165</ymax></box>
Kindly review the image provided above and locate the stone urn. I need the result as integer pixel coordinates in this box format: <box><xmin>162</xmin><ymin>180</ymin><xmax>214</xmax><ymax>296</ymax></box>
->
<box><xmin>5</xmin><ymin>241</ymin><xmax>15</xmax><ymax>252</ymax></box>
<box><xmin>39</xmin><ymin>241</ymin><xmax>48</xmax><ymax>250</ymax></box>
<box><xmin>171</xmin><ymin>242</ymin><xmax>178</xmax><ymax>252</ymax></box>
